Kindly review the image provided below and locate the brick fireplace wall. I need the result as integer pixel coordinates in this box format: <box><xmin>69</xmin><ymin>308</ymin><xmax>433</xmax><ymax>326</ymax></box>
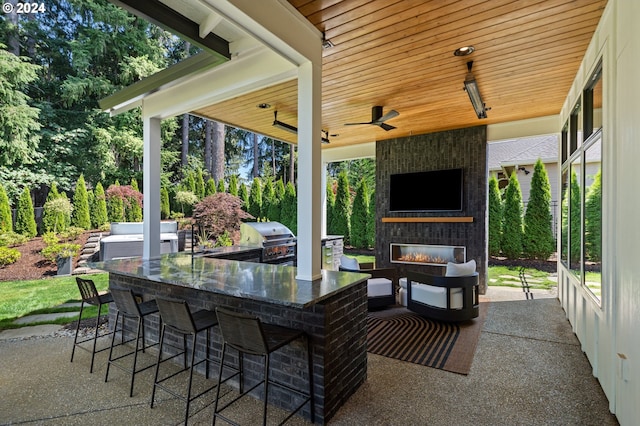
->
<box><xmin>375</xmin><ymin>125</ymin><xmax>488</xmax><ymax>294</ymax></box>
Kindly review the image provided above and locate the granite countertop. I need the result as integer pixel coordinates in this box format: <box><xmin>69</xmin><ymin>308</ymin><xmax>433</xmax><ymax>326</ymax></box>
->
<box><xmin>90</xmin><ymin>253</ymin><xmax>369</xmax><ymax>308</ymax></box>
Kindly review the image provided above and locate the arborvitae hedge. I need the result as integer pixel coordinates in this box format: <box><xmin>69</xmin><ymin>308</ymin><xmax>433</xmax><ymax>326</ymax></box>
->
<box><xmin>261</xmin><ymin>179</ymin><xmax>275</xmax><ymax>221</ymax></box>
<box><xmin>523</xmin><ymin>159</ymin><xmax>555</xmax><ymax>260</ymax></box>
<box><xmin>281</xmin><ymin>181</ymin><xmax>297</xmax><ymax>234</ymax></box>
<box><xmin>107</xmin><ymin>182</ymin><xmax>125</xmax><ymax>223</ymax></box>
<box><xmin>350</xmin><ymin>179</ymin><xmax>369</xmax><ymax>248</ymax></box>
<box><xmin>0</xmin><ymin>183</ymin><xmax>13</xmax><ymax>233</ymax></box>
<box><xmin>160</xmin><ymin>185</ymin><xmax>170</xmax><ymax>220</ymax></box>
<box><xmin>585</xmin><ymin>168</ymin><xmax>602</xmax><ymax>261</ymax></box>
<box><xmin>488</xmin><ymin>175</ymin><xmax>502</xmax><ymax>256</ymax></box>
<box><xmin>205</xmin><ymin>178</ymin><xmax>216</xmax><ymax>197</ymax></box>
<box><xmin>93</xmin><ymin>182</ymin><xmax>109</xmax><ymax>227</ymax></box>
<box><xmin>127</xmin><ymin>178</ymin><xmax>143</xmax><ymax>222</ymax></box>
<box><xmin>366</xmin><ymin>190</ymin><xmax>375</xmax><ymax>248</ymax></box>
<box><xmin>217</xmin><ymin>179</ymin><xmax>226</xmax><ymax>193</ymax></box>
<box><xmin>248</xmin><ymin>178</ymin><xmax>262</xmax><ymax>219</ymax></box>
<box><xmin>42</xmin><ymin>183</ymin><xmax>61</xmax><ymax>233</ymax></box>
<box><xmin>228</xmin><ymin>175</ymin><xmax>239</xmax><ymax>196</ymax></box>
<box><xmin>195</xmin><ymin>168</ymin><xmax>205</xmax><ymax>199</ymax></box>
<box><xmin>72</xmin><ymin>174</ymin><xmax>91</xmax><ymax>230</ymax></box>
<box><xmin>333</xmin><ymin>171</ymin><xmax>351</xmax><ymax>244</ymax></box>
<box><xmin>239</xmin><ymin>183</ymin><xmax>249</xmax><ymax>212</ymax></box>
<box><xmin>326</xmin><ymin>183</ymin><xmax>335</xmax><ymax>235</ymax></box>
<box><xmin>501</xmin><ymin>172</ymin><xmax>523</xmax><ymax>259</ymax></box>
<box><xmin>15</xmin><ymin>187</ymin><xmax>37</xmax><ymax>238</ymax></box>
<box><xmin>267</xmin><ymin>179</ymin><xmax>283</xmax><ymax>223</ymax></box>
<box><xmin>569</xmin><ymin>170</ymin><xmax>581</xmax><ymax>265</ymax></box>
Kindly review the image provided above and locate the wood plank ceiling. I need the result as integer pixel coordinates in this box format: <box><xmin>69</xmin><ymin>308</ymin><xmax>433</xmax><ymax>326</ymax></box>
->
<box><xmin>194</xmin><ymin>0</ymin><xmax>608</xmax><ymax>148</ymax></box>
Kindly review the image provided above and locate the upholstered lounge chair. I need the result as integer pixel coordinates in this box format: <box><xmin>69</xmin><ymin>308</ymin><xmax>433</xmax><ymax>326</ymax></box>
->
<box><xmin>406</xmin><ymin>260</ymin><xmax>479</xmax><ymax>322</ymax></box>
<box><xmin>339</xmin><ymin>255</ymin><xmax>397</xmax><ymax>309</ymax></box>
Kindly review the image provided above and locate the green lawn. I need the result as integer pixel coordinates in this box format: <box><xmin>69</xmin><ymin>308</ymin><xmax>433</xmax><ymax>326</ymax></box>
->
<box><xmin>0</xmin><ymin>273</ymin><xmax>109</xmax><ymax>331</ymax></box>
<box><xmin>487</xmin><ymin>265</ymin><xmax>556</xmax><ymax>290</ymax></box>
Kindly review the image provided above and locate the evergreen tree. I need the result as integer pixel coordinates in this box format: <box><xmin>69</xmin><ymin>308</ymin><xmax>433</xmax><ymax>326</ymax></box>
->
<box><xmin>239</xmin><ymin>183</ymin><xmax>249</xmax><ymax>212</ymax></box>
<box><xmin>585</xmin><ymin>168</ymin><xmax>602</xmax><ymax>262</ymax></box>
<box><xmin>160</xmin><ymin>185</ymin><xmax>170</xmax><ymax>220</ymax></box>
<box><xmin>195</xmin><ymin>168</ymin><xmax>205</xmax><ymax>199</ymax></box>
<box><xmin>93</xmin><ymin>182</ymin><xmax>109</xmax><ymax>227</ymax></box>
<box><xmin>262</xmin><ymin>179</ymin><xmax>275</xmax><ymax>221</ymax></box>
<box><xmin>15</xmin><ymin>187</ymin><xmax>37</xmax><ymax>238</ymax></box>
<box><xmin>185</xmin><ymin>172</ymin><xmax>196</xmax><ymax>194</ymax></box>
<box><xmin>326</xmin><ymin>182</ymin><xmax>336</xmax><ymax>235</ymax></box>
<box><xmin>501</xmin><ymin>172</ymin><xmax>524</xmax><ymax>259</ymax></box>
<box><xmin>523</xmin><ymin>159</ymin><xmax>555</xmax><ymax>260</ymax></box>
<box><xmin>72</xmin><ymin>174</ymin><xmax>91</xmax><ymax>230</ymax></box>
<box><xmin>366</xmin><ymin>189</ymin><xmax>376</xmax><ymax>248</ymax></box>
<box><xmin>281</xmin><ymin>182</ymin><xmax>297</xmax><ymax>234</ymax></box>
<box><xmin>127</xmin><ymin>178</ymin><xmax>143</xmax><ymax>222</ymax></box>
<box><xmin>569</xmin><ymin>170</ymin><xmax>582</xmax><ymax>265</ymax></box>
<box><xmin>350</xmin><ymin>179</ymin><xmax>369</xmax><ymax>248</ymax></box>
<box><xmin>275</xmin><ymin>178</ymin><xmax>286</xmax><ymax>202</ymax></box>
<box><xmin>488</xmin><ymin>175</ymin><xmax>503</xmax><ymax>256</ymax></box>
<box><xmin>0</xmin><ymin>183</ymin><xmax>12</xmax><ymax>233</ymax></box>
<box><xmin>107</xmin><ymin>182</ymin><xmax>125</xmax><ymax>223</ymax></box>
<box><xmin>268</xmin><ymin>178</ymin><xmax>285</xmax><ymax>223</ymax></box>
<box><xmin>333</xmin><ymin>171</ymin><xmax>351</xmax><ymax>244</ymax></box>
<box><xmin>228</xmin><ymin>175</ymin><xmax>239</xmax><ymax>196</ymax></box>
<box><xmin>248</xmin><ymin>178</ymin><xmax>262</xmax><ymax>219</ymax></box>
<box><xmin>42</xmin><ymin>183</ymin><xmax>61</xmax><ymax>233</ymax></box>
<box><xmin>205</xmin><ymin>177</ymin><xmax>216</xmax><ymax>197</ymax></box>
<box><xmin>217</xmin><ymin>178</ymin><xmax>226</xmax><ymax>193</ymax></box>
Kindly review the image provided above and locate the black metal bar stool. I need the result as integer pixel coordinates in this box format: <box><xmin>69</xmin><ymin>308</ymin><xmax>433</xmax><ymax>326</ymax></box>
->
<box><xmin>71</xmin><ymin>277</ymin><xmax>114</xmax><ymax>373</ymax></box>
<box><xmin>213</xmin><ymin>307</ymin><xmax>314</xmax><ymax>426</ymax></box>
<box><xmin>105</xmin><ymin>287</ymin><xmax>160</xmax><ymax>396</ymax></box>
<box><xmin>150</xmin><ymin>297</ymin><xmax>220</xmax><ymax>425</ymax></box>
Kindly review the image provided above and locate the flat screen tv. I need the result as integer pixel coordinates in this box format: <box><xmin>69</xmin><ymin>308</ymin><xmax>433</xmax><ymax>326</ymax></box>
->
<box><xmin>389</xmin><ymin>168</ymin><xmax>463</xmax><ymax>212</ymax></box>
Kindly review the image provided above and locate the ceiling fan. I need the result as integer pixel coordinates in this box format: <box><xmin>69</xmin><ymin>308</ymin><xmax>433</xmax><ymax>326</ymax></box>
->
<box><xmin>344</xmin><ymin>106</ymin><xmax>399</xmax><ymax>131</ymax></box>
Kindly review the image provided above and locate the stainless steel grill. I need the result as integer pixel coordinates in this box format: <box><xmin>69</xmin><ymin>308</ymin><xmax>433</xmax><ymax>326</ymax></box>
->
<box><xmin>239</xmin><ymin>221</ymin><xmax>296</xmax><ymax>264</ymax></box>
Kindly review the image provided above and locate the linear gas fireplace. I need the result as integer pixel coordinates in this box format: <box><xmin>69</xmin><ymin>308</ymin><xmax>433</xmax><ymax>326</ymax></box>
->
<box><xmin>390</xmin><ymin>243</ymin><xmax>466</xmax><ymax>266</ymax></box>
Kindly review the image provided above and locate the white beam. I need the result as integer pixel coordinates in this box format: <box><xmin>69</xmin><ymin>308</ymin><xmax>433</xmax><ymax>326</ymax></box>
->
<box><xmin>142</xmin><ymin>109</ymin><xmax>161</xmax><ymax>259</ymax></box>
<box><xmin>200</xmin><ymin>11</ymin><xmax>223</xmax><ymax>38</ymax></box>
<box><xmin>487</xmin><ymin>115</ymin><xmax>560</xmax><ymax>141</ymax></box>
<box><xmin>322</xmin><ymin>142</ymin><xmax>376</xmax><ymax>163</ymax></box>
<box><xmin>143</xmin><ymin>46</ymin><xmax>296</xmax><ymax>119</ymax></box>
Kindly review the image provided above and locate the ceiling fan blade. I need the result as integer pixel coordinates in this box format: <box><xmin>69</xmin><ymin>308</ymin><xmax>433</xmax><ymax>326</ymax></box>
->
<box><xmin>344</xmin><ymin>122</ymin><xmax>372</xmax><ymax>126</ymax></box>
<box><xmin>378</xmin><ymin>109</ymin><xmax>399</xmax><ymax>122</ymax></box>
<box><xmin>379</xmin><ymin>122</ymin><xmax>396</xmax><ymax>131</ymax></box>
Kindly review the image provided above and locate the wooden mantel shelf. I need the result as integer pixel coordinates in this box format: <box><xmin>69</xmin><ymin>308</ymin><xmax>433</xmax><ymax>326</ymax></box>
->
<box><xmin>382</xmin><ymin>217</ymin><xmax>474</xmax><ymax>223</ymax></box>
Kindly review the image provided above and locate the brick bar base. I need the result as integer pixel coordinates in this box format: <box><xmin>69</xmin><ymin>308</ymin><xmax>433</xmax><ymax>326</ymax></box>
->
<box><xmin>108</xmin><ymin>272</ymin><xmax>368</xmax><ymax>424</ymax></box>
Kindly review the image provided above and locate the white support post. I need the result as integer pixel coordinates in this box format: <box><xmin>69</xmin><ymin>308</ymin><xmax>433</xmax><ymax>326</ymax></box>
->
<box><xmin>321</xmin><ymin>162</ymin><xmax>327</xmax><ymax>238</ymax></box>
<box><xmin>142</xmin><ymin>110</ymin><xmax>161</xmax><ymax>259</ymax></box>
<box><xmin>295</xmin><ymin>60</ymin><xmax>322</xmax><ymax>281</ymax></box>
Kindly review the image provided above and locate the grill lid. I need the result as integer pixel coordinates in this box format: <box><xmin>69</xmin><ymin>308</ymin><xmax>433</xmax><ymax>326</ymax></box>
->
<box><xmin>239</xmin><ymin>221</ymin><xmax>295</xmax><ymax>246</ymax></box>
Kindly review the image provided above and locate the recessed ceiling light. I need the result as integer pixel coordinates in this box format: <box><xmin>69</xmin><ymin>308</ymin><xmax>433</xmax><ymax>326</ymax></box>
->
<box><xmin>257</xmin><ymin>103</ymin><xmax>271</xmax><ymax>109</ymax></box>
<box><xmin>453</xmin><ymin>46</ymin><xmax>475</xmax><ymax>56</ymax></box>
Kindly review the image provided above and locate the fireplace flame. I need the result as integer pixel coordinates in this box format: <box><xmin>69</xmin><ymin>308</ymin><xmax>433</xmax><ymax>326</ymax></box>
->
<box><xmin>397</xmin><ymin>253</ymin><xmax>448</xmax><ymax>265</ymax></box>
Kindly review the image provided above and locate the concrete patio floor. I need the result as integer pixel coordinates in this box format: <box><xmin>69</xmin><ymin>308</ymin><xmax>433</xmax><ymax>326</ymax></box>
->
<box><xmin>0</xmin><ymin>286</ymin><xmax>618</xmax><ymax>425</ymax></box>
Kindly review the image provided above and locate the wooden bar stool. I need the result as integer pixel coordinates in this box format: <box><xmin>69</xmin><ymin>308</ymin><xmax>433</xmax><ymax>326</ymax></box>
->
<box><xmin>71</xmin><ymin>277</ymin><xmax>114</xmax><ymax>373</ymax></box>
<box><xmin>213</xmin><ymin>307</ymin><xmax>314</xmax><ymax>426</ymax></box>
<box><xmin>105</xmin><ymin>287</ymin><xmax>160</xmax><ymax>397</ymax></box>
<box><xmin>150</xmin><ymin>297</ymin><xmax>220</xmax><ymax>425</ymax></box>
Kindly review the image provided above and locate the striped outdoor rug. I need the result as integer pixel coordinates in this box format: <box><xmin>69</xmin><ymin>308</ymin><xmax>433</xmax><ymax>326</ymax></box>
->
<box><xmin>366</xmin><ymin>305</ymin><xmax>485</xmax><ymax>375</ymax></box>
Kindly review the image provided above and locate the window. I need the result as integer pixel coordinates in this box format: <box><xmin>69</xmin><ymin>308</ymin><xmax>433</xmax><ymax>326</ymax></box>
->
<box><xmin>561</xmin><ymin>62</ymin><xmax>603</xmax><ymax>304</ymax></box>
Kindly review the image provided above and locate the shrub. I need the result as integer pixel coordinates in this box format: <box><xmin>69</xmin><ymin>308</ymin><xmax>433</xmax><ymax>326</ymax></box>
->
<box><xmin>192</xmin><ymin>193</ymin><xmax>253</xmax><ymax>240</ymax></box>
<box><xmin>205</xmin><ymin>178</ymin><xmax>216</xmax><ymax>197</ymax></box>
<box><xmin>217</xmin><ymin>179</ymin><xmax>226</xmax><ymax>193</ymax></box>
<box><xmin>333</xmin><ymin>171</ymin><xmax>351</xmax><ymax>244</ymax></box>
<box><xmin>585</xmin><ymin>168</ymin><xmax>602</xmax><ymax>261</ymax></box>
<box><xmin>488</xmin><ymin>176</ymin><xmax>502</xmax><ymax>256</ymax></box>
<box><xmin>92</xmin><ymin>182</ymin><xmax>109</xmax><ymax>228</ymax></box>
<box><xmin>501</xmin><ymin>172</ymin><xmax>523</xmax><ymax>259</ymax></box>
<box><xmin>174</xmin><ymin>191</ymin><xmax>198</xmax><ymax>215</ymax></box>
<box><xmin>160</xmin><ymin>185</ymin><xmax>170</xmax><ymax>220</ymax></box>
<box><xmin>326</xmin><ymin>182</ymin><xmax>335</xmax><ymax>235</ymax></box>
<box><xmin>350</xmin><ymin>179</ymin><xmax>369</xmax><ymax>248</ymax></box>
<box><xmin>42</xmin><ymin>197</ymin><xmax>73</xmax><ymax>234</ymax></box>
<box><xmin>248</xmin><ymin>178</ymin><xmax>262</xmax><ymax>218</ymax></box>
<box><xmin>40</xmin><ymin>231</ymin><xmax>81</xmax><ymax>263</ymax></box>
<box><xmin>0</xmin><ymin>232</ymin><xmax>28</xmax><ymax>247</ymax></box>
<box><xmin>72</xmin><ymin>174</ymin><xmax>91</xmax><ymax>230</ymax></box>
<box><xmin>106</xmin><ymin>184</ymin><xmax>142</xmax><ymax>222</ymax></box>
<box><xmin>0</xmin><ymin>183</ymin><xmax>12</xmax><ymax>233</ymax></box>
<box><xmin>523</xmin><ymin>159</ymin><xmax>555</xmax><ymax>260</ymax></box>
<box><xmin>228</xmin><ymin>175</ymin><xmax>239</xmax><ymax>196</ymax></box>
<box><xmin>195</xmin><ymin>168</ymin><xmax>205</xmax><ymax>199</ymax></box>
<box><xmin>15</xmin><ymin>187</ymin><xmax>37</xmax><ymax>238</ymax></box>
<box><xmin>261</xmin><ymin>179</ymin><xmax>275</xmax><ymax>221</ymax></box>
<box><xmin>127</xmin><ymin>178</ymin><xmax>143</xmax><ymax>222</ymax></box>
<box><xmin>0</xmin><ymin>246</ymin><xmax>20</xmax><ymax>267</ymax></box>
<box><xmin>366</xmin><ymin>189</ymin><xmax>376</xmax><ymax>248</ymax></box>
<box><xmin>280</xmin><ymin>182</ymin><xmax>297</xmax><ymax>234</ymax></box>
<box><xmin>238</xmin><ymin>183</ymin><xmax>249</xmax><ymax>211</ymax></box>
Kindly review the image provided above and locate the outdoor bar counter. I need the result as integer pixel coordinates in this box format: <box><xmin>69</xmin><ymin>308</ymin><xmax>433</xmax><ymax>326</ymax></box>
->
<box><xmin>93</xmin><ymin>251</ymin><xmax>370</xmax><ymax>424</ymax></box>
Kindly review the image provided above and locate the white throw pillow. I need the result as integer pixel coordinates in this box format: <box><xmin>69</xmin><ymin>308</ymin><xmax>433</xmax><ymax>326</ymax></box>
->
<box><xmin>445</xmin><ymin>259</ymin><xmax>476</xmax><ymax>277</ymax></box>
<box><xmin>340</xmin><ymin>255</ymin><xmax>360</xmax><ymax>271</ymax></box>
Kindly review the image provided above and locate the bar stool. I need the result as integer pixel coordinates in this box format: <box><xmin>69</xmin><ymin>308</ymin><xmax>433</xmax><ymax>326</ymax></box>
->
<box><xmin>105</xmin><ymin>287</ymin><xmax>160</xmax><ymax>397</ymax></box>
<box><xmin>71</xmin><ymin>277</ymin><xmax>114</xmax><ymax>373</ymax></box>
<box><xmin>150</xmin><ymin>297</ymin><xmax>220</xmax><ymax>425</ymax></box>
<box><xmin>213</xmin><ymin>307</ymin><xmax>314</xmax><ymax>426</ymax></box>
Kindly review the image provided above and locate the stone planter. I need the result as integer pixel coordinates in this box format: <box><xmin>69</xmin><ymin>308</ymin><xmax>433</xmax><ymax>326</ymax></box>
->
<box><xmin>56</xmin><ymin>256</ymin><xmax>73</xmax><ymax>276</ymax></box>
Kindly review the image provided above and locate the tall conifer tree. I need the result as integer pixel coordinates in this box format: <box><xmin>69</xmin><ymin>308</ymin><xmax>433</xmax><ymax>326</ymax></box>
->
<box><xmin>350</xmin><ymin>179</ymin><xmax>369</xmax><ymax>248</ymax></box>
<box><xmin>72</xmin><ymin>174</ymin><xmax>91</xmax><ymax>229</ymax></box>
<box><xmin>93</xmin><ymin>182</ymin><xmax>108</xmax><ymax>227</ymax></box>
<box><xmin>488</xmin><ymin>176</ymin><xmax>503</xmax><ymax>256</ymax></box>
<box><xmin>501</xmin><ymin>172</ymin><xmax>524</xmax><ymax>259</ymax></box>
<box><xmin>0</xmin><ymin>183</ymin><xmax>12</xmax><ymax>233</ymax></box>
<box><xmin>523</xmin><ymin>159</ymin><xmax>555</xmax><ymax>259</ymax></box>
<box><xmin>15</xmin><ymin>187</ymin><xmax>37</xmax><ymax>237</ymax></box>
<box><xmin>333</xmin><ymin>171</ymin><xmax>351</xmax><ymax>244</ymax></box>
